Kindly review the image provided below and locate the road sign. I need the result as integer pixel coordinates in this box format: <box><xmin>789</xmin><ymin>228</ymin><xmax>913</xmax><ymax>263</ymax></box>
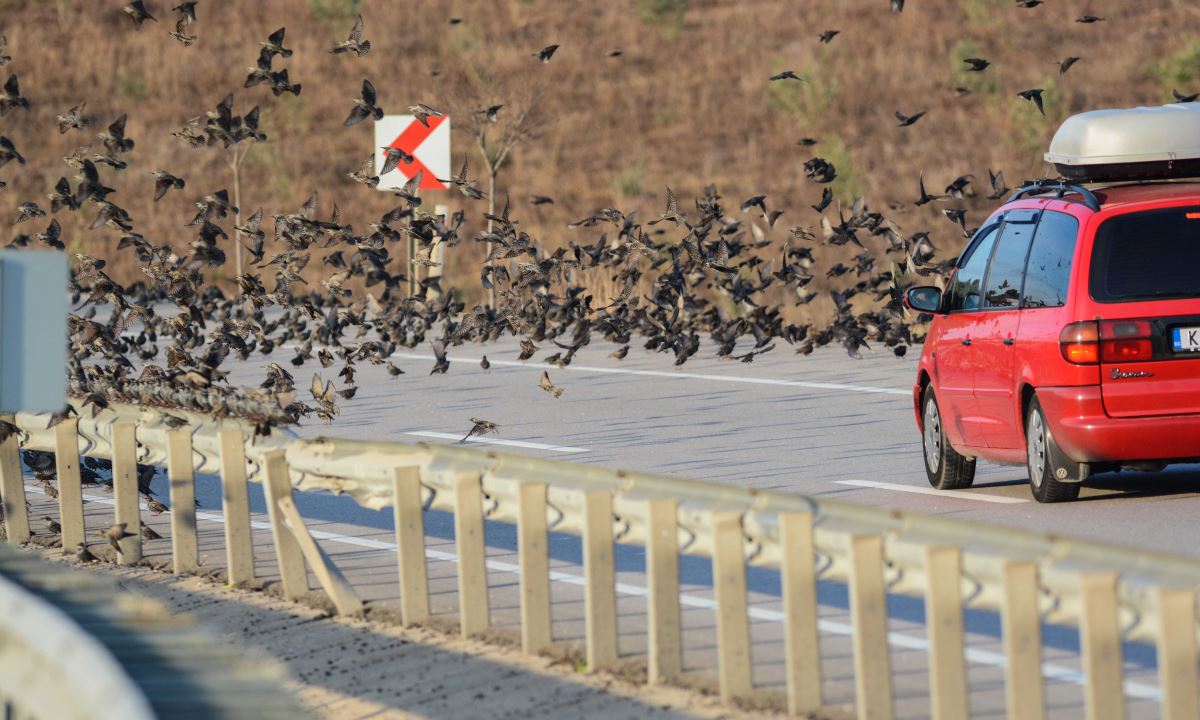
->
<box><xmin>374</xmin><ymin>115</ymin><xmax>450</xmax><ymax>191</ymax></box>
<box><xmin>0</xmin><ymin>250</ymin><xmax>66</xmax><ymax>412</ymax></box>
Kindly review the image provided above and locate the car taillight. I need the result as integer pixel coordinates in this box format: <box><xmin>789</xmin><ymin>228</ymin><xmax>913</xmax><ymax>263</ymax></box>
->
<box><xmin>1099</xmin><ymin>319</ymin><xmax>1154</xmax><ymax>362</ymax></box>
<box><xmin>1060</xmin><ymin>321</ymin><xmax>1099</xmax><ymax>364</ymax></box>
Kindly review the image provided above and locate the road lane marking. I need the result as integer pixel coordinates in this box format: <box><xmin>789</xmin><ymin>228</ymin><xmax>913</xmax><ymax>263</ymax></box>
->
<box><xmin>25</xmin><ymin>482</ymin><xmax>1156</xmax><ymax>700</ymax></box>
<box><xmin>835</xmin><ymin>479</ymin><xmax>1029</xmax><ymax>504</ymax></box>
<box><xmin>404</xmin><ymin>431</ymin><xmax>588</xmax><ymax>454</ymax></box>
<box><xmin>388</xmin><ymin>352</ymin><xmax>911</xmax><ymax>396</ymax></box>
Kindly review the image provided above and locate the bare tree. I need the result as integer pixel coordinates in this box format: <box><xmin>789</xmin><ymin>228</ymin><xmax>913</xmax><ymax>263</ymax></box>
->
<box><xmin>226</xmin><ymin>143</ymin><xmax>253</xmax><ymax>303</ymax></box>
<box><xmin>463</xmin><ymin>87</ymin><xmax>543</xmax><ymax>305</ymax></box>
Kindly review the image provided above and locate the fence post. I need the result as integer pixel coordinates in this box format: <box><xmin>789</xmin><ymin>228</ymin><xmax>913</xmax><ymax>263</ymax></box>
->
<box><xmin>273</xmin><ymin>492</ymin><xmax>363</xmax><ymax>616</ymax></box>
<box><xmin>0</xmin><ymin>431</ymin><xmax>28</xmax><ymax>544</ymax></box>
<box><xmin>925</xmin><ymin>545</ymin><xmax>968</xmax><ymax>720</ymax></box>
<box><xmin>454</xmin><ymin>472</ymin><xmax>489</xmax><ymax>638</ymax></box>
<box><xmin>393</xmin><ymin>466</ymin><xmax>429</xmax><ymax>626</ymax></box>
<box><xmin>261</xmin><ymin>449</ymin><xmax>307</xmax><ymax>600</ymax></box>
<box><xmin>165</xmin><ymin>429</ymin><xmax>198</xmax><ymax>575</ymax></box>
<box><xmin>1080</xmin><ymin>572</ymin><xmax>1125</xmax><ymax>720</ymax></box>
<box><xmin>712</xmin><ymin>510</ymin><xmax>753</xmax><ymax>703</ymax></box>
<box><xmin>780</xmin><ymin>510</ymin><xmax>821</xmax><ymax>716</ymax></box>
<box><xmin>848</xmin><ymin>534</ymin><xmax>893</xmax><ymax>720</ymax></box>
<box><xmin>218</xmin><ymin>429</ymin><xmax>254</xmax><ymax>585</ymax></box>
<box><xmin>517</xmin><ymin>482</ymin><xmax>551</xmax><ymax>654</ymax></box>
<box><xmin>1156</xmin><ymin>587</ymin><xmax>1199</xmax><ymax>720</ymax></box>
<box><xmin>582</xmin><ymin>489</ymin><xmax>617</xmax><ymax>671</ymax></box>
<box><xmin>646</xmin><ymin>497</ymin><xmax>681</xmax><ymax>685</ymax></box>
<box><xmin>1001</xmin><ymin>560</ymin><xmax>1044</xmax><ymax>720</ymax></box>
<box><xmin>110</xmin><ymin>422</ymin><xmax>141</xmax><ymax>563</ymax></box>
<box><xmin>54</xmin><ymin>418</ymin><xmax>85</xmax><ymax>550</ymax></box>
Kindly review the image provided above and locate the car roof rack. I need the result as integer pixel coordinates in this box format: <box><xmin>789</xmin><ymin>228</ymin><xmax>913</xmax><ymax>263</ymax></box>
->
<box><xmin>1005</xmin><ymin>180</ymin><xmax>1101</xmax><ymax>211</ymax></box>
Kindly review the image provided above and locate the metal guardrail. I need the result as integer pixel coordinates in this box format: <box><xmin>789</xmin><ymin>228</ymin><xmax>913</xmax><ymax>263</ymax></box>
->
<box><xmin>0</xmin><ymin>541</ymin><xmax>307</xmax><ymax>719</ymax></box>
<box><xmin>2</xmin><ymin>400</ymin><xmax>1199</xmax><ymax>719</ymax></box>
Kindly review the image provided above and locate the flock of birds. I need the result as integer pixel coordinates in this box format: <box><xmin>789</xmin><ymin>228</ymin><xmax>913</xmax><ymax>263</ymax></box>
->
<box><xmin>0</xmin><ymin>2</ymin><xmax>1178</xmax><ymax>549</ymax></box>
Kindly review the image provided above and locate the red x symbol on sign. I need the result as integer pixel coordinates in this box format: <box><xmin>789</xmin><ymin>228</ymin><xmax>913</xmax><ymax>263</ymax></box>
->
<box><xmin>388</xmin><ymin>115</ymin><xmax>449</xmax><ymax>190</ymax></box>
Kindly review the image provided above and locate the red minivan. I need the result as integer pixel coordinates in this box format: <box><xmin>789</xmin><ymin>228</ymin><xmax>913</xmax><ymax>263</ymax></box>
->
<box><xmin>907</xmin><ymin>180</ymin><xmax>1200</xmax><ymax>502</ymax></box>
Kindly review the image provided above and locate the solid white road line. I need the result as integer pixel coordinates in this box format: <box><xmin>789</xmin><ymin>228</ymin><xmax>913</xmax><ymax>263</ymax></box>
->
<box><xmin>835</xmin><ymin>479</ymin><xmax>1029</xmax><ymax>504</ymax></box>
<box><xmin>405</xmin><ymin>431</ymin><xmax>589</xmax><ymax>454</ymax></box>
<box><xmin>25</xmin><ymin>482</ymin><xmax>1157</xmax><ymax>700</ymax></box>
<box><xmin>388</xmin><ymin>352</ymin><xmax>912</xmax><ymax>397</ymax></box>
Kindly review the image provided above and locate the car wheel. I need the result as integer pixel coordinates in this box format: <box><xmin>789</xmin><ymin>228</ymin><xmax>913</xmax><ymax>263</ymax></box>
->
<box><xmin>922</xmin><ymin>387</ymin><xmax>976</xmax><ymax>490</ymax></box>
<box><xmin>1025</xmin><ymin>397</ymin><xmax>1080</xmax><ymax>503</ymax></box>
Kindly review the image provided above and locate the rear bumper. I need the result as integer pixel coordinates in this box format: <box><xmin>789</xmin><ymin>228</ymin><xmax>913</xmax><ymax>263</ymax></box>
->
<box><xmin>1038</xmin><ymin>386</ymin><xmax>1200</xmax><ymax>463</ymax></box>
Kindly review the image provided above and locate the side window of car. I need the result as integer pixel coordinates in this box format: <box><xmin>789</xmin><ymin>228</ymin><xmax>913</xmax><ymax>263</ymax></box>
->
<box><xmin>947</xmin><ymin>225</ymin><xmax>999</xmax><ymax>311</ymax></box>
<box><xmin>984</xmin><ymin>219</ymin><xmax>1037</xmax><ymax>308</ymax></box>
<box><xmin>1022</xmin><ymin>211</ymin><xmax>1079</xmax><ymax>308</ymax></box>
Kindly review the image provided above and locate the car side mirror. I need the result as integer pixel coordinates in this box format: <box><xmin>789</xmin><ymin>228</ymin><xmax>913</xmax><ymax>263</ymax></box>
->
<box><xmin>905</xmin><ymin>286</ymin><xmax>944</xmax><ymax>314</ymax></box>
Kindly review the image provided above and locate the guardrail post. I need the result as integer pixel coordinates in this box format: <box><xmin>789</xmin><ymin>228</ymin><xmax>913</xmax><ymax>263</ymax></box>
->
<box><xmin>1156</xmin><ymin>587</ymin><xmax>1199</xmax><ymax>720</ymax></box>
<box><xmin>780</xmin><ymin>511</ymin><xmax>821</xmax><ymax>716</ymax></box>
<box><xmin>582</xmin><ymin>489</ymin><xmax>617</xmax><ymax>671</ymax></box>
<box><xmin>1080</xmin><ymin>572</ymin><xmax>1125</xmax><ymax>720</ymax></box>
<box><xmin>517</xmin><ymin>481</ymin><xmax>551</xmax><ymax>654</ymax></box>
<box><xmin>848</xmin><ymin>534</ymin><xmax>893</xmax><ymax>720</ymax></box>
<box><xmin>110</xmin><ymin>422</ymin><xmax>141</xmax><ymax>562</ymax></box>
<box><xmin>218</xmin><ymin>429</ymin><xmax>254</xmax><ymax>585</ymax></box>
<box><xmin>925</xmin><ymin>545</ymin><xmax>968</xmax><ymax>720</ymax></box>
<box><xmin>712</xmin><ymin>510</ymin><xmax>753</xmax><ymax>703</ymax></box>
<box><xmin>646</xmin><ymin>497</ymin><xmax>681</xmax><ymax>685</ymax></box>
<box><xmin>261</xmin><ymin>449</ymin><xmax>307</xmax><ymax>600</ymax></box>
<box><xmin>274</xmin><ymin>491</ymin><xmax>363</xmax><ymax>616</ymax></box>
<box><xmin>1001</xmin><ymin>560</ymin><xmax>1044</xmax><ymax>720</ymax></box>
<box><xmin>393</xmin><ymin>466</ymin><xmax>428</xmax><ymax>626</ymax></box>
<box><xmin>165</xmin><ymin>429</ymin><xmax>198</xmax><ymax>575</ymax></box>
<box><xmin>0</xmin><ymin>431</ymin><xmax>28</xmax><ymax>544</ymax></box>
<box><xmin>453</xmin><ymin>472</ymin><xmax>489</xmax><ymax>637</ymax></box>
<box><xmin>53</xmin><ymin>419</ymin><xmax>85</xmax><ymax>550</ymax></box>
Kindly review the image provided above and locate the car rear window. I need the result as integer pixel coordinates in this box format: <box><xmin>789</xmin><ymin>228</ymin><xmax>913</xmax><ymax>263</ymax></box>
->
<box><xmin>1091</xmin><ymin>206</ymin><xmax>1200</xmax><ymax>302</ymax></box>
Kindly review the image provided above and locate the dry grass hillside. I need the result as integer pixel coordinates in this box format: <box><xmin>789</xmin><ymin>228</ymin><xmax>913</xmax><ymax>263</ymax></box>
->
<box><xmin>1</xmin><ymin>0</ymin><xmax>1199</xmax><ymax>304</ymax></box>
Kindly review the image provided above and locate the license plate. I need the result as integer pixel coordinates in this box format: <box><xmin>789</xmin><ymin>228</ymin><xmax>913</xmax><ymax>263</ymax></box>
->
<box><xmin>1171</xmin><ymin>326</ymin><xmax>1200</xmax><ymax>352</ymax></box>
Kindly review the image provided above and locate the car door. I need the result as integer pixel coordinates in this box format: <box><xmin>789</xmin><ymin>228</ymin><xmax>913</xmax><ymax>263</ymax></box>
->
<box><xmin>933</xmin><ymin>224</ymin><xmax>1001</xmax><ymax>448</ymax></box>
<box><xmin>973</xmin><ymin>211</ymin><xmax>1039</xmax><ymax>448</ymax></box>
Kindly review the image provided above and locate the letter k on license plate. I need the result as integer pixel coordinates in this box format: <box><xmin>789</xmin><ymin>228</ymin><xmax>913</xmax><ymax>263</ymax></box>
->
<box><xmin>1172</xmin><ymin>326</ymin><xmax>1200</xmax><ymax>352</ymax></box>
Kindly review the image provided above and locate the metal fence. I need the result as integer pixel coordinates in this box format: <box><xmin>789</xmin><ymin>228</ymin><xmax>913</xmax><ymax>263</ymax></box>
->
<box><xmin>2</xmin><ymin>400</ymin><xmax>1199</xmax><ymax>720</ymax></box>
<box><xmin>0</xmin><ymin>535</ymin><xmax>306</xmax><ymax>719</ymax></box>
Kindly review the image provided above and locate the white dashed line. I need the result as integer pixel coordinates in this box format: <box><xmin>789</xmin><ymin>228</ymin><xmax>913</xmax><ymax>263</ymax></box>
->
<box><xmin>835</xmin><ymin>479</ymin><xmax>1029</xmax><ymax>504</ymax></box>
<box><xmin>404</xmin><ymin>431</ymin><xmax>588</xmax><ymax>454</ymax></box>
<box><xmin>388</xmin><ymin>352</ymin><xmax>911</xmax><ymax>396</ymax></box>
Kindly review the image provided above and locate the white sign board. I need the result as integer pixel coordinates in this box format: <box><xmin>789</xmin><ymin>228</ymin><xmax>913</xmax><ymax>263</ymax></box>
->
<box><xmin>374</xmin><ymin>115</ymin><xmax>450</xmax><ymax>191</ymax></box>
<box><xmin>0</xmin><ymin>250</ymin><xmax>67</xmax><ymax>412</ymax></box>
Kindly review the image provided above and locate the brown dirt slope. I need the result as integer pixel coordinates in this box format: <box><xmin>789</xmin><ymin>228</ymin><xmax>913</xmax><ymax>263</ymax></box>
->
<box><xmin>0</xmin><ymin>0</ymin><xmax>1197</xmax><ymax>293</ymax></box>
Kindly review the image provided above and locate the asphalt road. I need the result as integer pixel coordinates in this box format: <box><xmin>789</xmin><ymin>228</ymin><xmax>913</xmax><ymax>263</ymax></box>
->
<box><xmin>24</xmin><ymin>338</ymin><xmax>1186</xmax><ymax>717</ymax></box>
<box><xmin>229</xmin><ymin>337</ymin><xmax>1200</xmax><ymax>558</ymax></box>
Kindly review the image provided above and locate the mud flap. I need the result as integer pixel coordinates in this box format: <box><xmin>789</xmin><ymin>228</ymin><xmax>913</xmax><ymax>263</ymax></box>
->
<box><xmin>1045</xmin><ymin>423</ymin><xmax>1090</xmax><ymax>483</ymax></box>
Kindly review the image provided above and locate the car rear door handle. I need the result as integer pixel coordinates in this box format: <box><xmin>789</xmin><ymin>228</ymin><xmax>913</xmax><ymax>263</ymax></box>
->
<box><xmin>1003</xmin><ymin>337</ymin><xmax>1015</xmax><ymax>346</ymax></box>
<box><xmin>961</xmin><ymin>338</ymin><xmax>972</xmax><ymax>346</ymax></box>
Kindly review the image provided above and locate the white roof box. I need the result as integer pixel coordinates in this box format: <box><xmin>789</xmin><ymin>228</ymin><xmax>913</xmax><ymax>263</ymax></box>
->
<box><xmin>1045</xmin><ymin>103</ymin><xmax>1200</xmax><ymax>182</ymax></box>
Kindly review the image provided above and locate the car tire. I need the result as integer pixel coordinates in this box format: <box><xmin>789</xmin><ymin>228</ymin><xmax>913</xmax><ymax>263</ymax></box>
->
<box><xmin>922</xmin><ymin>387</ymin><xmax>976</xmax><ymax>490</ymax></box>
<box><xmin>1025</xmin><ymin>397</ymin><xmax>1081</xmax><ymax>503</ymax></box>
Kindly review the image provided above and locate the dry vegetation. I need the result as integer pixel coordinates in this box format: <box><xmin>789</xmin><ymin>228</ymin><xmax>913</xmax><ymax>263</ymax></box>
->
<box><xmin>2</xmin><ymin>0</ymin><xmax>1199</xmax><ymax>306</ymax></box>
